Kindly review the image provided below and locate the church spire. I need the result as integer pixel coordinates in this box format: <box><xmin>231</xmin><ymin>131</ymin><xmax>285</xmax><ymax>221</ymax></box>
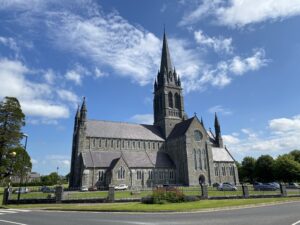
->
<box><xmin>80</xmin><ymin>97</ymin><xmax>87</xmax><ymax>123</ymax></box>
<box><xmin>159</xmin><ymin>30</ymin><xmax>172</xmax><ymax>74</ymax></box>
<box><xmin>214</xmin><ymin>112</ymin><xmax>223</xmax><ymax>148</ymax></box>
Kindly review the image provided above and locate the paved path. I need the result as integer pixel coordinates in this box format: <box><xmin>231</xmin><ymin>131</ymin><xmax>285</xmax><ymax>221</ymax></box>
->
<box><xmin>0</xmin><ymin>201</ymin><xmax>299</xmax><ymax>225</ymax></box>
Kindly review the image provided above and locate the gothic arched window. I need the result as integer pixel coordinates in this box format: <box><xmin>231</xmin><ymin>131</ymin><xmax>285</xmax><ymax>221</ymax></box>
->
<box><xmin>194</xmin><ymin>149</ymin><xmax>197</xmax><ymax>170</ymax></box>
<box><xmin>175</xmin><ymin>93</ymin><xmax>181</xmax><ymax>109</ymax></box>
<box><xmin>117</xmin><ymin>166</ymin><xmax>125</xmax><ymax>179</ymax></box>
<box><xmin>168</xmin><ymin>92</ymin><xmax>173</xmax><ymax>108</ymax></box>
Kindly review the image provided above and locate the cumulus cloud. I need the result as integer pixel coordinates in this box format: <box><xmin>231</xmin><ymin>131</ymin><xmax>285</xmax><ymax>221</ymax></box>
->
<box><xmin>194</xmin><ymin>30</ymin><xmax>233</xmax><ymax>54</ymax></box>
<box><xmin>130</xmin><ymin>114</ymin><xmax>153</xmax><ymax>124</ymax></box>
<box><xmin>180</xmin><ymin>0</ymin><xmax>300</xmax><ymax>28</ymax></box>
<box><xmin>0</xmin><ymin>58</ymin><xmax>77</xmax><ymax>120</ymax></box>
<box><xmin>0</xmin><ymin>0</ymin><xmax>268</xmax><ymax>93</ymax></box>
<box><xmin>224</xmin><ymin>115</ymin><xmax>300</xmax><ymax>161</ymax></box>
<box><xmin>184</xmin><ymin>49</ymin><xmax>267</xmax><ymax>92</ymax></box>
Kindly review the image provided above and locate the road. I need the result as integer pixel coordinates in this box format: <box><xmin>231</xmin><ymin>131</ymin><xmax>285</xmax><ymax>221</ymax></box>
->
<box><xmin>0</xmin><ymin>201</ymin><xmax>299</xmax><ymax>225</ymax></box>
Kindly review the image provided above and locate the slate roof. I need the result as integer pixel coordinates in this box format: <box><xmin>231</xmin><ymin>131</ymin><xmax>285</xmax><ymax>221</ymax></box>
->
<box><xmin>212</xmin><ymin>147</ymin><xmax>234</xmax><ymax>162</ymax></box>
<box><xmin>81</xmin><ymin>150</ymin><xmax>175</xmax><ymax>169</ymax></box>
<box><xmin>86</xmin><ymin>120</ymin><xmax>164</xmax><ymax>141</ymax></box>
<box><xmin>81</xmin><ymin>151</ymin><xmax>121</xmax><ymax>168</ymax></box>
<box><xmin>147</xmin><ymin>151</ymin><xmax>175</xmax><ymax>168</ymax></box>
<box><xmin>167</xmin><ymin>117</ymin><xmax>194</xmax><ymax>139</ymax></box>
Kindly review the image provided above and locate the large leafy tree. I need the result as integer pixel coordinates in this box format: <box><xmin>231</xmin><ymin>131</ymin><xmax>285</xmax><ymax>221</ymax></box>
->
<box><xmin>0</xmin><ymin>97</ymin><xmax>25</xmax><ymax>178</ymax></box>
<box><xmin>289</xmin><ymin>150</ymin><xmax>300</xmax><ymax>164</ymax></box>
<box><xmin>254</xmin><ymin>155</ymin><xmax>275</xmax><ymax>182</ymax></box>
<box><xmin>239</xmin><ymin>157</ymin><xmax>256</xmax><ymax>183</ymax></box>
<box><xmin>9</xmin><ymin>147</ymin><xmax>32</xmax><ymax>182</ymax></box>
<box><xmin>274</xmin><ymin>154</ymin><xmax>300</xmax><ymax>182</ymax></box>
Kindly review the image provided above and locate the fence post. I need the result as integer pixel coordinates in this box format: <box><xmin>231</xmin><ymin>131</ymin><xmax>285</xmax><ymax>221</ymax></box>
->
<box><xmin>55</xmin><ymin>186</ymin><xmax>63</xmax><ymax>203</ymax></box>
<box><xmin>242</xmin><ymin>184</ymin><xmax>249</xmax><ymax>198</ymax></box>
<box><xmin>108</xmin><ymin>184</ymin><xmax>115</xmax><ymax>202</ymax></box>
<box><xmin>280</xmin><ymin>183</ymin><xmax>287</xmax><ymax>197</ymax></box>
<box><xmin>201</xmin><ymin>184</ymin><xmax>208</xmax><ymax>199</ymax></box>
<box><xmin>2</xmin><ymin>188</ymin><xmax>9</xmax><ymax>205</ymax></box>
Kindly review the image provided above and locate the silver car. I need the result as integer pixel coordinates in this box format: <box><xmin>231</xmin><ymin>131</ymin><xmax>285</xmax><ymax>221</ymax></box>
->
<box><xmin>217</xmin><ymin>183</ymin><xmax>237</xmax><ymax>191</ymax></box>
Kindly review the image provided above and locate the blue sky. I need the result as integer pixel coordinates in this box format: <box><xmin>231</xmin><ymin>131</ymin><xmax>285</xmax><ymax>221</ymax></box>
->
<box><xmin>1</xmin><ymin>0</ymin><xmax>300</xmax><ymax>175</ymax></box>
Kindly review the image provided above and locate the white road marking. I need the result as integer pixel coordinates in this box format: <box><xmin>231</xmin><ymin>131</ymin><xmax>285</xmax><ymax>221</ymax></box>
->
<box><xmin>291</xmin><ymin>220</ymin><xmax>300</xmax><ymax>225</ymax></box>
<box><xmin>6</xmin><ymin>209</ymin><xmax>31</xmax><ymax>212</ymax></box>
<box><xmin>0</xmin><ymin>219</ymin><xmax>27</xmax><ymax>225</ymax></box>
<box><xmin>0</xmin><ymin>210</ymin><xmax>17</xmax><ymax>214</ymax></box>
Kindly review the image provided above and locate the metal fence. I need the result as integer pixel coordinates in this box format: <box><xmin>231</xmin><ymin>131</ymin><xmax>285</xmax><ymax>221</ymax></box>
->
<box><xmin>8</xmin><ymin>186</ymin><xmax>55</xmax><ymax>201</ymax></box>
<box><xmin>63</xmin><ymin>187</ymin><xmax>108</xmax><ymax>200</ymax></box>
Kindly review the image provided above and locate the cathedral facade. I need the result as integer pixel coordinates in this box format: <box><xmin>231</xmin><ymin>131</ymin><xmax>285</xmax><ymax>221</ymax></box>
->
<box><xmin>69</xmin><ymin>32</ymin><xmax>239</xmax><ymax>189</ymax></box>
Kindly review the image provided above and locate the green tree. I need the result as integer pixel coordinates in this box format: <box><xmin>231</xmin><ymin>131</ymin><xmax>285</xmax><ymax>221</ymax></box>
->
<box><xmin>239</xmin><ymin>157</ymin><xmax>256</xmax><ymax>183</ymax></box>
<box><xmin>0</xmin><ymin>97</ymin><xmax>25</xmax><ymax>178</ymax></box>
<box><xmin>289</xmin><ymin>150</ymin><xmax>300</xmax><ymax>163</ymax></box>
<box><xmin>9</xmin><ymin>147</ymin><xmax>32</xmax><ymax>182</ymax></box>
<box><xmin>254</xmin><ymin>155</ymin><xmax>275</xmax><ymax>182</ymax></box>
<box><xmin>274</xmin><ymin>154</ymin><xmax>300</xmax><ymax>182</ymax></box>
<box><xmin>41</xmin><ymin>172</ymin><xmax>60</xmax><ymax>185</ymax></box>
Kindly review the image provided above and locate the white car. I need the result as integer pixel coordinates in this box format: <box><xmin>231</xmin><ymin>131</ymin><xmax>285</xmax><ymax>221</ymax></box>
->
<box><xmin>80</xmin><ymin>186</ymin><xmax>88</xmax><ymax>192</ymax></box>
<box><xmin>114</xmin><ymin>184</ymin><xmax>128</xmax><ymax>190</ymax></box>
<box><xmin>217</xmin><ymin>183</ymin><xmax>237</xmax><ymax>191</ymax></box>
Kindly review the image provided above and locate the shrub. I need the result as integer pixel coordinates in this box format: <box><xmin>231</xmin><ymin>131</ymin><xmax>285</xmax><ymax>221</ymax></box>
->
<box><xmin>142</xmin><ymin>187</ymin><xmax>187</xmax><ymax>204</ymax></box>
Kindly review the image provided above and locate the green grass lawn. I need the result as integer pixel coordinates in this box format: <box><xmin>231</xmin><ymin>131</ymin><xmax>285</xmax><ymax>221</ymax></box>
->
<box><xmin>4</xmin><ymin>197</ymin><xmax>300</xmax><ymax>212</ymax></box>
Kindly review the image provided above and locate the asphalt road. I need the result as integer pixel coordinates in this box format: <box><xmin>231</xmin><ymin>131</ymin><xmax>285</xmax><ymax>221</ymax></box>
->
<box><xmin>0</xmin><ymin>201</ymin><xmax>299</xmax><ymax>225</ymax></box>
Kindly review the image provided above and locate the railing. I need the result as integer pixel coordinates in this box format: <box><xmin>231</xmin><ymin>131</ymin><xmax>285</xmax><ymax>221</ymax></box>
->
<box><xmin>286</xmin><ymin>188</ymin><xmax>300</xmax><ymax>196</ymax></box>
<box><xmin>8</xmin><ymin>186</ymin><xmax>55</xmax><ymax>200</ymax></box>
<box><xmin>63</xmin><ymin>187</ymin><xmax>108</xmax><ymax>200</ymax></box>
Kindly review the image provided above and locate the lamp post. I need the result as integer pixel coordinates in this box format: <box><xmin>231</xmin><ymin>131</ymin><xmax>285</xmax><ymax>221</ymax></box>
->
<box><xmin>17</xmin><ymin>134</ymin><xmax>28</xmax><ymax>204</ymax></box>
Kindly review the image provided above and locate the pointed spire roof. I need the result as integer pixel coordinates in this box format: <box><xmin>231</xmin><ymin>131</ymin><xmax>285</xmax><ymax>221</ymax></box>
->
<box><xmin>160</xmin><ymin>30</ymin><xmax>172</xmax><ymax>74</ymax></box>
<box><xmin>75</xmin><ymin>105</ymin><xmax>80</xmax><ymax>118</ymax></box>
<box><xmin>81</xmin><ymin>97</ymin><xmax>87</xmax><ymax>112</ymax></box>
<box><xmin>214</xmin><ymin>112</ymin><xmax>220</xmax><ymax>128</ymax></box>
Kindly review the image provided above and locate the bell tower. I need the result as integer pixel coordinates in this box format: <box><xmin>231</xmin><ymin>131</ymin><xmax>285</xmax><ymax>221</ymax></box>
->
<box><xmin>153</xmin><ymin>31</ymin><xmax>185</xmax><ymax>138</ymax></box>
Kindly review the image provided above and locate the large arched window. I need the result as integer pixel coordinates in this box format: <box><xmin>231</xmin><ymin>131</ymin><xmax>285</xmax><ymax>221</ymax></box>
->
<box><xmin>117</xmin><ymin>166</ymin><xmax>125</xmax><ymax>179</ymax></box>
<box><xmin>168</xmin><ymin>92</ymin><xmax>173</xmax><ymax>108</ymax></box>
<box><xmin>194</xmin><ymin>149</ymin><xmax>197</xmax><ymax>170</ymax></box>
<box><xmin>198</xmin><ymin>149</ymin><xmax>202</xmax><ymax>170</ymax></box>
<box><xmin>175</xmin><ymin>93</ymin><xmax>181</xmax><ymax>109</ymax></box>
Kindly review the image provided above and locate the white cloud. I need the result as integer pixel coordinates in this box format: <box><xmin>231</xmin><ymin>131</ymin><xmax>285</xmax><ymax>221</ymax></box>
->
<box><xmin>208</xmin><ymin>105</ymin><xmax>232</xmax><ymax>115</ymax></box>
<box><xmin>230</xmin><ymin>49</ymin><xmax>267</xmax><ymax>75</ymax></box>
<box><xmin>94</xmin><ymin>67</ymin><xmax>107</xmax><ymax>78</ymax></box>
<box><xmin>180</xmin><ymin>0</ymin><xmax>300</xmax><ymax>28</ymax></box>
<box><xmin>130</xmin><ymin>114</ymin><xmax>153</xmax><ymax>124</ymax></box>
<box><xmin>269</xmin><ymin>115</ymin><xmax>300</xmax><ymax>132</ymax></box>
<box><xmin>44</xmin><ymin>69</ymin><xmax>56</xmax><ymax>84</ymax></box>
<box><xmin>0</xmin><ymin>0</ymin><xmax>268</xmax><ymax>93</ymax></box>
<box><xmin>0</xmin><ymin>36</ymin><xmax>19</xmax><ymax>52</ymax></box>
<box><xmin>184</xmin><ymin>49</ymin><xmax>267</xmax><ymax>92</ymax></box>
<box><xmin>223</xmin><ymin>134</ymin><xmax>240</xmax><ymax>145</ymax></box>
<box><xmin>194</xmin><ymin>30</ymin><xmax>233</xmax><ymax>54</ymax></box>
<box><xmin>0</xmin><ymin>58</ymin><xmax>76</xmax><ymax>120</ymax></box>
<box><xmin>224</xmin><ymin>115</ymin><xmax>300</xmax><ymax>161</ymax></box>
<box><xmin>65</xmin><ymin>70</ymin><xmax>82</xmax><ymax>85</ymax></box>
<box><xmin>57</xmin><ymin>89</ymin><xmax>79</xmax><ymax>104</ymax></box>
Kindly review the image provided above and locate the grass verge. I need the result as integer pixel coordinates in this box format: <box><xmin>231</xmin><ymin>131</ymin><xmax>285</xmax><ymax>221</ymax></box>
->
<box><xmin>3</xmin><ymin>197</ymin><xmax>300</xmax><ymax>212</ymax></box>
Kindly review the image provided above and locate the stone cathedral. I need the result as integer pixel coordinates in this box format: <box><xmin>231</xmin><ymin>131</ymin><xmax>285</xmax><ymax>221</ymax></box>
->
<box><xmin>69</xmin><ymin>32</ymin><xmax>239</xmax><ymax>189</ymax></box>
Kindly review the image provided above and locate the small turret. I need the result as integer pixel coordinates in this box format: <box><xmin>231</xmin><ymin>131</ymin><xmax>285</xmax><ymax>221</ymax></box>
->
<box><xmin>214</xmin><ymin>113</ymin><xmax>223</xmax><ymax>148</ymax></box>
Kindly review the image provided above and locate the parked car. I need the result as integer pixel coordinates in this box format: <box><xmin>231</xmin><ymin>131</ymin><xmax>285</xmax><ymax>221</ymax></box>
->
<box><xmin>14</xmin><ymin>187</ymin><xmax>29</xmax><ymax>194</ymax></box>
<box><xmin>253</xmin><ymin>182</ymin><xmax>279</xmax><ymax>191</ymax></box>
<box><xmin>40</xmin><ymin>186</ymin><xmax>54</xmax><ymax>193</ymax></box>
<box><xmin>88</xmin><ymin>186</ymin><xmax>98</xmax><ymax>191</ymax></box>
<box><xmin>286</xmin><ymin>182</ymin><xmax>300</xmax><ymax>189</ymax></box>
<box><xmin>114</xmin><ymin>184</ymin><xmax>128</xmax><ymax>190</ymax></box>
<box><xmin>217</xmin><ymin>183</ymin><xmax>237</xmax><ymax>191</ymax></box>
<box><xmin>212</xmin><ymin>182</ymin><xmax>220</xmax><ymax>188</ymax></box>
<box><xmin>270</xmin><ymin>182</ymin><xmax>280</xmax><ymax>189</ymax></box>
<box><xmin>80</xmin><ymin>186</ymin><xmax>88</xmax><ymax>192</ymax></box>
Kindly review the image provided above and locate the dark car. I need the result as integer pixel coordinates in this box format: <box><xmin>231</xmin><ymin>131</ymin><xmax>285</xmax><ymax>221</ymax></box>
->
<box><xmin>286</xmin><ymin>182</ymin><xmax>300</xmax><ymax>189</ymax></box>
<box><xmin>253</xmin><ymin>182</ymin><xmax>279</xmax><ymax>191</ymax></box>
<box><xmin>40</xmin><ymin>186</ymin><xmax>54</xmax><ymax>193</ymax></box>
